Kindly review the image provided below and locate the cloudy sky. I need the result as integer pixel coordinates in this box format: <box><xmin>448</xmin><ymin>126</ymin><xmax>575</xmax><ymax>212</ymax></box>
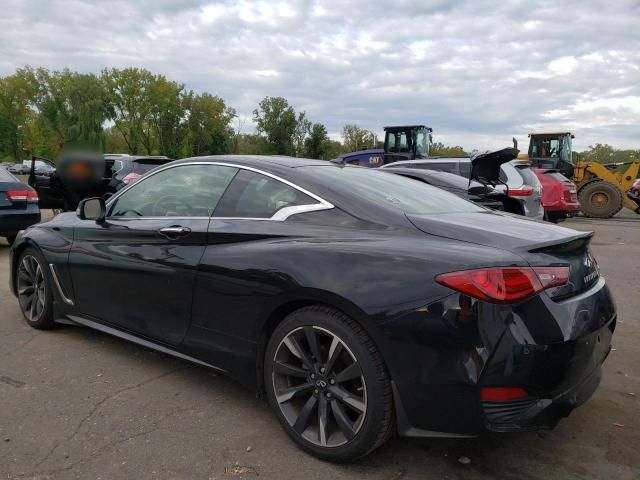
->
<box><xmin>1</xmin><ymin>0</ymin><xmax>638</xmax><ymax>150</ymax></box>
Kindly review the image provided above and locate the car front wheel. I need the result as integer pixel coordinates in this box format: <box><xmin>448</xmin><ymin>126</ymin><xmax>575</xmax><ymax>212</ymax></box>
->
<box><xmin>16</xmin><ymin>248</ymin><xmax>55</xmax><ymax>329</ymax></box>
<box><xmin>264</xmin><ymin>306</ymin><xmax>394</xmax><ymax>461</ymax></box>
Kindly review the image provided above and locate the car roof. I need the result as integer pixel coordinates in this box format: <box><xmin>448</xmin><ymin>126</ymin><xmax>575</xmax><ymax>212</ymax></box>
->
<box><xmin>175</xmin><ymin>155</ymin><xmax>334</xmax><ymax>170</ymax></box>
<box><xmin>109</xmin><ymin>155</ymin><xmax>171</xmax><ymax>161</ymax></box>
<box><xmin>386</xmin><ymin>167</ymin><xmax>485</xmax><ymax>189</ymax></box>
<box><xmin>382</xmin><ymin>157</ymin><xmax>471</xmax><ymax>168</ymax></box>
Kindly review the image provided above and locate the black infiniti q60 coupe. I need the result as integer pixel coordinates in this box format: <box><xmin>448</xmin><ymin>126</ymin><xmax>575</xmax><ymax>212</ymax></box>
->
<box><xmin>10</xmin><ymin>155</ymin><xmax>616</xmax><ymax>461</ymax></box>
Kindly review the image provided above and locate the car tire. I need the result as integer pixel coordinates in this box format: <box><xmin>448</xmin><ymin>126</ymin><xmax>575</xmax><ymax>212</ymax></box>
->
<box><xmin>544</xmin><ymin>211</ymin><xmax>562</xmax><ymax>223</ymax></box>
<box><xmin>264</xmin><ymin>306</ymin><xmax>394</xmax><ymax>462</ymax></box>
<box><xmin>16</xmin><ymin>247</ymin><xmax>56</xmax><ymax>329</ymax></box>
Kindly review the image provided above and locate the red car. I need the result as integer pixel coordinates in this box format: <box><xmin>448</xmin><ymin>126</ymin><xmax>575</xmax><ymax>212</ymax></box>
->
<box><xmin>533</xmin><ymin>168</ymin><xmax>580</xmax><ymax>223</ymax></box>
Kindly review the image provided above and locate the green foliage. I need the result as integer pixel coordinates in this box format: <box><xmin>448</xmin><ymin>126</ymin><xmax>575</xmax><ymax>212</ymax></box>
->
<box><xmin>342</xmin><ymin>124</ymin><xmax>375</xmax><ymax>152</ymax></box>
<box><xmin>0</xmin><ymin>68</ymin><xmax>38</xmax><ymax>160</ymax></box>
<box><xmin>304</xmin><ymin>123</ymin><xmax>329</xmax><ymax>159</ymax></box>
<box><xmin>33</xmin><ymin>68</ymin><xmax>108</xmax><ymax>151</ymax></box>
<box><xmin>0</xmin><ymin>66</ymin><xmax>238</xmax><ymax>161</ymax></box>
<box><xmin>185</xmin><ymin>93</ymin><xmax>237</xmax><ymax>156</ymax></box>
<box><xmin>430</xmin><ymin>141</ymin><xmax>467</xmax><ymax>156</ymax></box>
<box><xmin>253</xmin><ymin>96</ymin><xmax>300</xmax><ymax>155</ymax></box>
<box><xmin>578</xmin><ymin>144</ymin><xmax>640</xmax><ymax>164</ymax></box>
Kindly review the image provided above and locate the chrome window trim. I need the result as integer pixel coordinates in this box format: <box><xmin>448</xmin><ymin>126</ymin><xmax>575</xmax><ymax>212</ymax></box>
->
<box><xmin>105</xmin><ymin>160</ymin><xmax>335</xmax><ymax>222</ymax></box>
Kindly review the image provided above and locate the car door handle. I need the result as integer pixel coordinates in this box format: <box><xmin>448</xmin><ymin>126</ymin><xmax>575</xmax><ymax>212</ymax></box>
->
<box><xmin>158</xmin><ymin>226</ymin><xmax>192</xmax><ymax>238</ymax></box>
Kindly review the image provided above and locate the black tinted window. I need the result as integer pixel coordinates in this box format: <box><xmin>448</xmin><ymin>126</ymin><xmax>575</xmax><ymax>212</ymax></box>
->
<box><xmin>110</xmin><ymin>164</ymin><xmax>237</xmax><ymax>217</ymax></box>
<box><xmin>214</xmin><ymin>170</ymin><xmax>316</xmax><ymax>218</ymax></box>
<box><xmin>308</xmin><ymin>167</ymin><xmax>483</xmax><ymax>215</ymax></box>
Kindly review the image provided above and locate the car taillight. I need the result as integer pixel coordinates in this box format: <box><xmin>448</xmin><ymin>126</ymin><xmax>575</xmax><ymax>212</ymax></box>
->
<box><xmin>506</xmin><ymin>185</ymin><xmax>534</xmax><ymax>197</ymax></box>
<box><xmin>564</xmin><ymin>188</ymin><xmax>577</xmax><ymax>202</ymax></box>
<box><xmin>7</xmin><ymin>190</ymin><xmax>39</xmax><ymax>203</ymax></box>
<box><xmin>435</xmin><ymin>266</ymin><xmax>570</xmax><ymax>304</ymax></box>
<box><xmin>122</xmin><ymin>172</ymin><xmax>142</xmax><ymax>184</ymax></box>
<box><xmin>481</xmin><ymin>387</ymin><xmax>529</xmax><ymax>402</ymax></box>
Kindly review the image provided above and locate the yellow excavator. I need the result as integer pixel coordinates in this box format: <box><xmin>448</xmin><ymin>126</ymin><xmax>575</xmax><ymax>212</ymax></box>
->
<box><xmin>522</xmin><ymin>132</ymin><xmax>640</xmax><ymax>218</ymax></box>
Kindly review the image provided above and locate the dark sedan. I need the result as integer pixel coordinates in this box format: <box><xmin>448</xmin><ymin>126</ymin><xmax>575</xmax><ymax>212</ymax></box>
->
<box><xmin>383</xmin><ymin>167</ymin><xmax>525</xmax><ymax>214</ymax></box>
<box><xmin>10</xmin><ymin>156</ymin><xmax>616</xmax><ymax>461</ymax></box>
<box><xmin>0</xmin><ymin>166</ymin><xmax>40</xmax><ymax>245</ymax></box>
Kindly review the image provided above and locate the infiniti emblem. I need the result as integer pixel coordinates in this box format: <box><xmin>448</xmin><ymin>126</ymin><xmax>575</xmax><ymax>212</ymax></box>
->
<box><xmin>316</xmin><ymin>379</ymin><xmax>327</xmax><ymax>388</ymax></box>
<box><xmin>584</xmin><ymin>255</ymin><xmax>593</xmax><ymax>268</ymax></box>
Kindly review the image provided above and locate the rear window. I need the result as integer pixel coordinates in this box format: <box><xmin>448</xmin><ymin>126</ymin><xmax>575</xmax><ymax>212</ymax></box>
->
<box><xmin>547</xmin><ymin>172</ymin><xmax>570</xmax><ymax>182</ymax></box>
<box><xmin>515</xmin><ymin>165</ymin><xmax>541</xmax><ymax>186</ymax></box>
<box><xmin>132</xmin><ymin>159</ymin><xmax>171</xmax><ymax>174</ymax></box>
<box><xmin>0</xmin><ymin>167</ymin><xmax>17</xmax><ymax>182</ymax></box>
<box><xmin>307</xmin><ymin>166</ymin><xmax>483</xmax><ymax>215</ymax></box>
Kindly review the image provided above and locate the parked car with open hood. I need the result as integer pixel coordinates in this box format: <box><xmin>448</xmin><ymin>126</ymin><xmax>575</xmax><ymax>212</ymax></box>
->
<box><xmin>382</xmin><ymin>167</ymin><xmax>524</xmax><ymax>214</ymax></box>
<box><xmin>381</xmin><ymin>148</ymin><xmax>544</xmax><ymax>219</ymax></box>
<box><xmin>10</xmin><ymin>155</ymin><xmax>616</xmax><ymax>461</ymax></box>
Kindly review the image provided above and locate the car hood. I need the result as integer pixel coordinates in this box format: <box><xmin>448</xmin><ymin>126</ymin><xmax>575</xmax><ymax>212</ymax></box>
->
<box><xmin>406</xmin><ymin>211</ymin><xmax>591</xmax><ymax>252</ymax></box>
<box><xmin>470</xmin><ymin>147</ymin><xmax>519</xmax><ymax>185</ymax></box>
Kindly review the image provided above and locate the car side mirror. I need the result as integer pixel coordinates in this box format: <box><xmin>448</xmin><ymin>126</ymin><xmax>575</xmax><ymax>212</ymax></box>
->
<box><xmin>77</xmin><ymin>197</ymin><xmax>106</xmax><ymax>223</ymax></box>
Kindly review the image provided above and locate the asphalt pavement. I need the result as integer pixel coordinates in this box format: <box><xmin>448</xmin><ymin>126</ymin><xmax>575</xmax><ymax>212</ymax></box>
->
<box><xmin>1</xmin><ymin>212</ymin><xmax>639</xmax><ymax>479</ymax></box>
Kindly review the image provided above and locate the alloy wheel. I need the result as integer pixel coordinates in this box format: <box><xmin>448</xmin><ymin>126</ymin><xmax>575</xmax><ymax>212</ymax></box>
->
<box><xmin>272</xmin><ymin>326</ymin><xmax>367</xmax><ymax>448</ymax></box>
<box><xmin>17</xmin><ymin>255</ymin><xmax>46</xmax><ymax>322</ymax></box>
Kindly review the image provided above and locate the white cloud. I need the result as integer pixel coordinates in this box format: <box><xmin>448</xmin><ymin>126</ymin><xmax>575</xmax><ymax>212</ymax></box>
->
<box><xmin>0</xmin><ymin>0</ymin><xmax>638</xmax><ymax>150</ymax></box>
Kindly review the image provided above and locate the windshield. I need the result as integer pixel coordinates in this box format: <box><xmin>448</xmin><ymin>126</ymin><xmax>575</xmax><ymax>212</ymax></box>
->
<box><xmin>415</xmin><ymin>128</ymin><xmax>429</xmax><ymax>157</ymax></box>
<box><xmin>529</xmin><ymin>136</ymin><xmax>560</xmax><ymax>158</ymax></box>
<box><xmin>306</xmin><ymin>166</ymin><xmax>484</xmax><ymax>215</ymax></box>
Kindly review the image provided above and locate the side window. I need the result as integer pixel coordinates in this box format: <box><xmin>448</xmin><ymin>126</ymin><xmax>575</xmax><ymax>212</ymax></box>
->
<box><xmin>399</xmin><ymin>133</ymin><xmax>408</xmax><ymax>151</ymax></box>
<box><xmin>110</xmin><ymin>164</ymin><xmax>238</xmax><ymax>217</ymax></box>
<box><xmin>459</xmin><ymin>162</ymin><xmax>471</xmax><ymax>178</ymax></box>
<box><xmin>214</xmin><ymin>169</ymin><xmax>316</xmax><ymax>219</ymax></box>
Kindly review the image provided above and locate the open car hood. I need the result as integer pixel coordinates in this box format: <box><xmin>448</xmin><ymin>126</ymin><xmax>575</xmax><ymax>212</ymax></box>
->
<box><xmin>470</xmin><ymin>147</ymin><xmax>519</xmax><ymax>185</ymax></box>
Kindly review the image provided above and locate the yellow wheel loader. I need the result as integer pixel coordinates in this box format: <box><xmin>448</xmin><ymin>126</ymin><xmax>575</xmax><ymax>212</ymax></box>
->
<box><xmin>523</xmin><ymin>132</ymin><xmax>640</xmax><ymax>218</ymax></box>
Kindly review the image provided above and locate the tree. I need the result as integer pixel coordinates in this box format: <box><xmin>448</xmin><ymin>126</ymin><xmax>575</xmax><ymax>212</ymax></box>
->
<box><xmin>102</xmin><ymin>67</ymin><xmax>155</xmax><ymax>154</ymax></box>
<box><xmin>342</xmin><ymin>124</ymin><xmax>375</xmax><ymax>152</ymax></box>
<box><xmin>33</xmin><ymin>68</ymin><xmax>108</xmax><ymax>152</ymax></box>
<box><xmin>304</xmin><ymin>123</ymin><xmax>329</xmax><ymax>159</ymax></box>
<box><xmin>320</xmin><ymin>139</ymin><xmax>345</xmax><ymax>160</ymax></box>
<box><xmin>253</xmin><ymin>96</ymin><xmax>299</xmax><ymax>155</ymax></box>
<box><xmin>148</xmin><ymin>76</ymin><xmax>188</xmax><ymax>158</ymax></box>
<box><xmin>0</xmin><ymin>68</ymin><xmax>38</xmax><ymax>160</ymax></box>
<box><xmin>185</xmin><ymin>93</ymin><xmax>236</xmax><ymax>156</ymax></box>
<box><xmin>430</xmin><ymin>142</ymin><xmax>466</xmax><ymax>156</ymax></box>
<box><xmin>292</xmin><ymin>111</ymin><xmax>311</xmax><ymax>157</ymax></box>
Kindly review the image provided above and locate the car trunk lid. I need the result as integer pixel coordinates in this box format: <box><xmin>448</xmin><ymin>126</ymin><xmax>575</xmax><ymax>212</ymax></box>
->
<box><xmin>406</xmin><ymin>211</ymin><xmax>599</xmax><ymax>299</ymax></box>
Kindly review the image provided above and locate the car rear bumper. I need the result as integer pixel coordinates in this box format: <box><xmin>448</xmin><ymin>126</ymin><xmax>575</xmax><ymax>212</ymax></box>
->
<box><xmin>0</xmin><ymin>211</ymin><xmax>41</xmax><ymax>236</ymax></box>
<box><xmin>544</xmin><ymin>201</ymin><xmax>580</xmax><ymax>213</ymax></box>
<box><xmin>482</xmin><ymin>318</ymin><xmax>613</xmax><ymax>432</ymax></box>
<box><xmin>385</xmin><ymin>277</ymin><xmax>616</xmax><ymax>437</ymax></box>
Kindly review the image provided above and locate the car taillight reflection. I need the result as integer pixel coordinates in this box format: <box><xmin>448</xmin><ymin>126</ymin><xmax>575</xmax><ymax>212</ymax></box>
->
<box><xmin>122</xmin><ymin>173</ymin><xmax>142</xmax><ymax>185</ymax></box>
<box><xmin>506</xmin><ymin>185</ymin><xmax>534</xmax><ymax>197</ymax></box>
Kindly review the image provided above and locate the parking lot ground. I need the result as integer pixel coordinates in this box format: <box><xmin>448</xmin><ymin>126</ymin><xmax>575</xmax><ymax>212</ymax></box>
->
<box><xmin>1</xmin><ymin>213</ymin><xmax>639</xmax><ymax>480</ymax></box>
